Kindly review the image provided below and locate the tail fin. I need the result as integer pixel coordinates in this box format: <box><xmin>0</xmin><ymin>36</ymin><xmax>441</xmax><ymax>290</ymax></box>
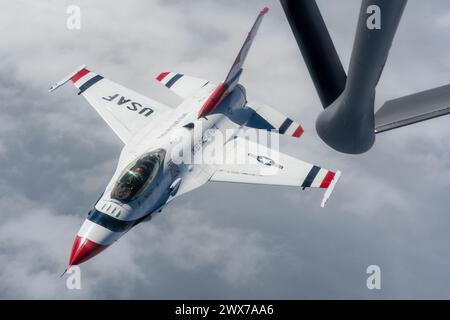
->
<box><xmin>224</xmin><ymin>6</ymin><xmax>269</xmax><ymax>90</ymax></box>
<box><xmin>197</xmin><ymin>7</ymin><xmax>269</xmax><ymax>118</ymax></box>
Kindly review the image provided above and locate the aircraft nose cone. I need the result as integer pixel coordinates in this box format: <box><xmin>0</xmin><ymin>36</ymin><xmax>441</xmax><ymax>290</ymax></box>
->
<box><xmin>69</xmin><ymin>235</ymin><xmax>107</xmax><ymax>266</ymax></box>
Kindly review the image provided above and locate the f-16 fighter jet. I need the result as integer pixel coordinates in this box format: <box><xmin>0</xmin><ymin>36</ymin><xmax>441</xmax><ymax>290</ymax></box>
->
<box><xmin>49</xmin><ymin>7</ymin><xmax>341</xmax><ymax>268</ymax></box>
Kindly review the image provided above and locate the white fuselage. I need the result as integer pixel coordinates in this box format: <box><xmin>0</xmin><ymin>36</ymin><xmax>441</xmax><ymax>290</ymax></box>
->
<box><xmin>77</xmin><ymin>83</ymin><xmax>247</xmax><ymax>248</ymax></box>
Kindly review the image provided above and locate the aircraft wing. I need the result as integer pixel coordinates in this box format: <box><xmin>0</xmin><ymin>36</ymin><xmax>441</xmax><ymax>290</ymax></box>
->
<box><xmin>210</xmin><ymin>136</ymin><xmax>341</xmax><ymax>207</ymax></box>
<box><xmin>156</xmin><ymin>72</ymin><xmax>211</xmax><ymax>99</ymax></box>
<box><xmin>49</xmin><ymin>65</ymin><xmax>171</xmax><ymax>144</ymax></box>
<box><xmin>375</xmin><ymin>84</ymin><xmax>450</xmax><ymax>133</ymax></box>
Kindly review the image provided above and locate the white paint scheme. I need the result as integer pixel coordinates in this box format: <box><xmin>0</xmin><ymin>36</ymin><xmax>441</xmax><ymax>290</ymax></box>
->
<box><xmin>78</xmin><ymin>219</ymin><xmax>122</xmax><ymax>246</ymax></box>
<box><xmin>247</xmin><ymin>102</ymin><xmax>303</xmax><ymax>137</ymax></box>
<box><xmin>210</xmin><ymin>136</ymin><xmax>341</xmax><ymax>189</ymax></box>
<box><xmin>50</xmin><ymin>7</ymin><xmax>342</xmax><ymax>265</ymax></box>
<box><xmin>159</xmin><ymin>72</ymin><xmax>210</xmax><ymax>99</ymax></box>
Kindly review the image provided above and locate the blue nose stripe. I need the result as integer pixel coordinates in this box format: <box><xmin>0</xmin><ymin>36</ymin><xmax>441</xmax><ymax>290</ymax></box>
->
<box><xmin>87</xmin><ymin>209</ymin><xmax>150</xmax><ymax>233</ymax></box>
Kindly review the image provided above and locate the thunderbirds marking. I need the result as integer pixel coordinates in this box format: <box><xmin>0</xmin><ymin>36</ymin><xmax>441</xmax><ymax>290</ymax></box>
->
<box><xmin>49</xmin><ymin>7</ymin><xmax>341</xmax><ymax>268</ymax></box>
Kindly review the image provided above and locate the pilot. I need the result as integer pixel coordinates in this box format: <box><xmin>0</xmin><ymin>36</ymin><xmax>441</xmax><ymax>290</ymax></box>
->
<box><xmin>112</xmin><ymin>151</ymin><xmax>163</xmax><ymax>202</ymax></box>
<box><xmin>134</xmin><ymin>166</ymin><xmax>147</xmax><ymax>180</ymax></box>
<box><xmin>115</xmin><ymin>183</ymin><xmax>132</xmax><ymax>200</ymax></box>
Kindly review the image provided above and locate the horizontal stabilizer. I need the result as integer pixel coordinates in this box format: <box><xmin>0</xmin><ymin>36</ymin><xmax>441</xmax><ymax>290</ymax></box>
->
<box><xmin>156</xmin><ymin>72</ymin><xmax>210</xmax><ymax>99</ymax></box>
<box><xmin>375</xmin><ymin>84</ymin><xmax>450</xmax><ymax>133</ymax></box>
<box><xmin>245</xmin><ymin>102</ymin><xmax>304</xmax><ymax>138</ymax></box>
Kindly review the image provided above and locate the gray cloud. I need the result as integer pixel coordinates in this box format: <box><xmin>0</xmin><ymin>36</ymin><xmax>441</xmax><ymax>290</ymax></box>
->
<box><xmin>1</xmin><ymin>0</ymin><xmax>450</xmax><ymax>299</ymax></box>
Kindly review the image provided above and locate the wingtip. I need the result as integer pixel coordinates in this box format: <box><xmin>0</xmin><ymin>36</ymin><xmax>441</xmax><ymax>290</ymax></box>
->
<box><xmin>48</xmin><ymin>64</ymin><xmax>88</xmax><ymax>93</ymax></box>
<box><xmin>320</xmin><ymin>170</ymin><xmax>342</xmax><ymax>208</ymax></box>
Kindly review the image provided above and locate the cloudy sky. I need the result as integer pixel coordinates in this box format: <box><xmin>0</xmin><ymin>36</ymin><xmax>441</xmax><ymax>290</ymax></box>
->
<box><xmin>2</xmin><ymin>0</ymin><xmax>450</xmax><ymax>299</ymax></box>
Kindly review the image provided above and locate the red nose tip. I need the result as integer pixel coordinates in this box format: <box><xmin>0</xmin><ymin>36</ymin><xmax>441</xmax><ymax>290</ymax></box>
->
<box><xmin>69</xmin><ymin>235</ymin><xmax>107</xmax><ymax>266</ymax></box>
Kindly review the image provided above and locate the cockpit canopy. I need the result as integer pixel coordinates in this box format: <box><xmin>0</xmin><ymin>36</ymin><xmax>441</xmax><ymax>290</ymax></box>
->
<box><xmin>111</xmin><ymin>149</ymin><xmax>166</xmax><ymax>203</ymax></box>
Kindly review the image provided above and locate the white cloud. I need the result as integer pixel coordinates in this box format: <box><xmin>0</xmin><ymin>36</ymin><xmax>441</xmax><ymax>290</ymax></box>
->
<box><xmin>1</xmin><ymin>0</ymin><xmax>450</xmax><ymax>299</ymax></box>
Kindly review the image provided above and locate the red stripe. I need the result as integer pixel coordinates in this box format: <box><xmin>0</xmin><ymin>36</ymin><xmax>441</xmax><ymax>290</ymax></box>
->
<box><xmin>156</xmin><ymin>72</ymin><xmax>170</xmax><ymax>82</ymax></box>
<box><xmin>198</xmin><ymin>83</ymin><xmax>228</xmax><ymax>118</ymax></box>
<box><xmin>69</xmin><ymin>235</ymin><xmax>107</xmax><ymax>266</ymax></box>
<box><xmin>320</xmin><ymin>171</ymin><xmax>336</xmax><ymax>189</ymax></box>
<box><xmin>71</xmin><ymin>68</ymin><xmax>90</xmax><ymax>83</ymax></box>
<box><xmin>292</xmin><ymin>125</ymin><xmax>304</xmax><ymax>138</ymax></box>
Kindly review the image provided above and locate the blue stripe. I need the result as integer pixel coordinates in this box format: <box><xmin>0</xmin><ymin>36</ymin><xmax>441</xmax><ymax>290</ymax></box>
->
<box><xmin>279</xmin><ymin>118</ymin><xmax>293</xmax><ymax>134</ymax></box>
<box><xmin>78</xmin><ymin>75</ymin><xmax>104</xmax><ymax>94</ymax></box>
<box><xmin>166</xmin><ymin>73</ymin><xmax>183</xmax><ymax>88</ymax></box>
<box><xmin>301</xmin><ymin>165</ymin><xmax>320</xmax><ymax>189</ymax></box>
<box><xmin>87</xmin><ymin>209</ymin><xmax>149</xmax><ymax>233</ymax></box>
